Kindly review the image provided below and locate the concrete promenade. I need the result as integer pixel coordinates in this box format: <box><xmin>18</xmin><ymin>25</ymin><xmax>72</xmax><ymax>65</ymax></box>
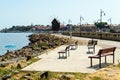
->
<box><xmin>22</xmin><ymin>34</ymin><xmax>120</xmax><ymax>73</ymax></box>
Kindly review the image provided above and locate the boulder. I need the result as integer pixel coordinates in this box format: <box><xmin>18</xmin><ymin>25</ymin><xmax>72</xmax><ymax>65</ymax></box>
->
<box><xmin>26</xmin><ymin>55</ymin><xmax>32</xmax><ymax>61</ymax></box>
<box><xmin>17</xmin><ymin>63</ymin><xmax>22</xmax><ymax>69</ymax></box>
<box><xmin>40</xmin><ymin>71</ymin><xmax>49</xmax><ymax>79</ymax></box>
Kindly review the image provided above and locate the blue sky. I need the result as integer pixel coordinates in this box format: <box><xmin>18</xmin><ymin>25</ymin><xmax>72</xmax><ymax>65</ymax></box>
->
<box><xmin>0</xmin><ymin>0</ymin><xmax>119</xmax><ymax>29</ymax></box>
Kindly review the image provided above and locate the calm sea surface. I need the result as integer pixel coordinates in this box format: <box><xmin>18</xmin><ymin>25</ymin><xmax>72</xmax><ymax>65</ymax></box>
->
<box><xmin>0</xmin><ymin>33</ymin><xmax>32</xmax><ymax>55</ymax></box>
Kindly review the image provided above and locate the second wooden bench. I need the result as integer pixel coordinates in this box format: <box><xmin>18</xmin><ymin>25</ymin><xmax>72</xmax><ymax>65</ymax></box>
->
<box><xmin>58</xmin><ymin>45</ymin><xmax>70</xmax><ymax>59</ymax></box>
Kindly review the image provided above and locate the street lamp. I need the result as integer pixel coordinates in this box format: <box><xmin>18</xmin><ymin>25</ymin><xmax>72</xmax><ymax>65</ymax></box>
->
<box><xmin>100</xmin><ymin>9</ymin><xmax>105</xmax><ymax>23</ymax></box>
<box><xmin>108</xmin><ymin>18</ymin><xmax>112</xmax><ymax>25</ymax></box>
<box><xmin>79</xmin><ymin>16</ymin><xmax>84</xmax><ymax>36</ymax></box>
<box><xmin>68</xmin><ymin>19</ymin><xmax>72</xmax><ymax>45</ymax></box>
<box><xmin>108</xmin><ymin>18</ymin><xmax>112</xmax><ymax>32</ymax></box>
<box><xmin>99</xmin><ymin>9</ymin><xmax>105</xmax><ymax>39</ymax></box>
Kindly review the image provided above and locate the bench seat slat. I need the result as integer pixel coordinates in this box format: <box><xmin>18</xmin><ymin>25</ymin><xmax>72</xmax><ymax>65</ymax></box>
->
<box><xmin>58</xmin><ymin>50</ymin><xmax>66</xmax><ymax>53</ymax></box>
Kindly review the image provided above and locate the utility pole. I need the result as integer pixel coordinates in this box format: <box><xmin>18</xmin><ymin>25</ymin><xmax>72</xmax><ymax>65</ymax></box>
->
<box><xmin>99</xmin><ymin>9</ymin><xmax>105</xmax><ymax>39</ymax></box>
<box><xmin>108</xmin><ymin>18</ymin><xmax>112</xmax><ymax>25</ymax></box>
<box><xmin>100</xmin><ymin>9</ymin><xmax>105</xmax><ymax>22</ymax></box>
<box><xmin>68</xmin><ymin>19</ymin><xmax>72</xmax><ymax>45</ymax></box>
<box><xmin>108</xmin><ymin>18</ymin><xmax>112</xmax><ymax>32</ymax></box>
<box><xmin>79</xmin><ymin>16</ymin><xmax>84</xmax><ymax>36</ymax></box>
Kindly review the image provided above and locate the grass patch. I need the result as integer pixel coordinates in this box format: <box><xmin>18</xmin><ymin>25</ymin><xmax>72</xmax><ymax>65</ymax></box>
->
<box><xmin>92</xmin><ymin>76</ymin><xmax>102</xmax><ymax>80</ymax></box>
<box><xmin>0</xmin><ymin>68</ymin><xmax>13</xmax><ymax>77</ymax></box>
<box><xmin>72</xmin><ymin>72</ymin><xmax>88</xmax><ymax>79</ymax></box>
<box><xmin>117</xmin><ymin>62</ymin><xmax>120</xmax><ymax>68</ymax></box>
<box><xmin>9</xmin><ymin>71</ymin><xmax>88</xmax><ymax>80</ymax></box>
<box><xmin>0</xmin><ymin>57</ymin><xmax>40</xmax><ymax>79</ymax></box>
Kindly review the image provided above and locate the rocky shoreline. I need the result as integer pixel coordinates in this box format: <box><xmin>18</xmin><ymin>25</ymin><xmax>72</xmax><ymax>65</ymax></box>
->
<box><xmin>0</xmin><ymin>33</ymin><xmax>70</xmax><ymax>65</ymax></box>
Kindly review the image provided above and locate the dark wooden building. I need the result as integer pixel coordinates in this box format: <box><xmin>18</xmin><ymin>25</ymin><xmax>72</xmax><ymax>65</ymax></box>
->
<box><xmin>51</xmin><ymin>18</ymin><xmax>60</xmax><ymax>31</ymax></box>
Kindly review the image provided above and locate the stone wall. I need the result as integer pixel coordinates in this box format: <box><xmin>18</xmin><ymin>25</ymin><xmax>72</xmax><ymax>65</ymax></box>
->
<box><xmin>62</xmin><ymin>31</ymin><xmax>120</xmax><ymax>41</ymax></box>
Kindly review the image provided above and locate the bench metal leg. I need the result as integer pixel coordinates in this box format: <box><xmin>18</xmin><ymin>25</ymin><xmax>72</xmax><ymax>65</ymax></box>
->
<box><xmin>99</xmin><ymin>57</ymin><xmax>101</xmax><ymax>68</ymax></box>
<box><xmin>68</xmin><ymin>50</ymin><xmax>70</xmax><ymax>57</ymax></box>
<box><xmin>93</xmin><ymin>48</ymin><xmax>94</xmax><ymax>53</ymax></box>
<box><xmin>66</xmin><ymin>52</ymin><xmax>67</xmax><ymax>58</ymax></box>
<box><xmin>113</xmin><ymin>54</ymin><xmax>115</xmax><ymax>63</ymax></box>
<box><xmin>105</xmin><ymin>56</ymin><xmax>107</xmax><ymax>63</ymax></box>
<box><xmin>59</xmin><ymin>53</ymin><xmax>60</xmax><ymax>58</ymax></box>
<box><xmin>90</xmin><ymin>58</ymin><xmax>92</xmax><ymax>67</ymax></box>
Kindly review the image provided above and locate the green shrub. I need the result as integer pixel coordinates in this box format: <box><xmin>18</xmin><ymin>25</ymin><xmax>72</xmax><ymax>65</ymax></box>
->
<box><xmin>0</xmin><ymin>68</ymin><xmax>12</xmax><ymax>77</ymax></box>
<box><xmin>33</xmin><ymin>45</ymin><xmax>38</xmax><ymax>50</ymax></box>
<box><xmin>41</xmin><ymin>42</ymin><xmax>48</xmax><ymax>47</ymax></box>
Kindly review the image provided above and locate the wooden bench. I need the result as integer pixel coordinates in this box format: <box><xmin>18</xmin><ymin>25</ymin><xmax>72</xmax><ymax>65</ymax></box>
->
<box><xmin>69</xmin><ymin>41</ymin><xmax>78</xmax><ymax>50</ymax></box>
<box><xmin>58</xmin><ymin>45</ymin><xmax>70</xmax><ymax>59</ymax></box>
<box><xmin>88</xmin><ymin>47</ymin><xmax>116</xmax><ymax>68</ymax></box>
<box><xmin>87</xmin><ymin>40</ymin><xmax>97</xmax><ymax>53</ymax></box>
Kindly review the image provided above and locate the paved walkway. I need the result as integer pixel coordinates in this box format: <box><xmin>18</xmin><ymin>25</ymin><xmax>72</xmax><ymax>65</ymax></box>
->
<box><xmin>22</xmin><ymin>34</ymin><xmax>120</xmax><ymax>73</ymax></box>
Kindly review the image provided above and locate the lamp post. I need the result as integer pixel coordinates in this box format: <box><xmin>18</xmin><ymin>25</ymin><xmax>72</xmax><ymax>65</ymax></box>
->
<box><xmin>108</xmin><ymin>18</ymin><xmax>112</xmax><ymax>26</ymax></box>
<box><xmin>79</xmin><ymin>16</ymin><xmax>84</xmax><ymax>36</ymax></box>
<box><xmin>108</xmin><ymin>18</ymin><xmax>112</xmax><ymax>32</ymax></box>
<box><xmin>99</xmin><ymin>9</ymin><xmax>105</xmax><ymax>39</ymax></box>
<box><xmin>68</xmin><ymin>19</ymin><xmax>72</xmax><ymax>45</ymax></box>
<box><xmin>100</xmin><ymin>9</ymin><xmax>105</xmax><ymax>23</ymax></box>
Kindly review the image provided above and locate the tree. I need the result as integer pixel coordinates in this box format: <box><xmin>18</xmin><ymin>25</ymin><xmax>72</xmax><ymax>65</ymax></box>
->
<box><xmin>94</xmin><ymin>22</ymin><xmax>108</xmax><ymax>39</ymax></box>
<box><xmin>94</xmin><ymin>22</ymin><xmax>108</xmax><ymax>29</ymax></box>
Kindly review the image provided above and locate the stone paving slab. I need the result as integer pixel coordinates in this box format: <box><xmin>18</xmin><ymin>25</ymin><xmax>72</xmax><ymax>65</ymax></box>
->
<box><xmin>22</xmin><ymin>34</ymin><xmax>120</xmax><ymax>73</ymax></box>
<box><xmin>22</xmin><ymin>45</ymin><xmax>114</xmax><ymax>73</ymax></box>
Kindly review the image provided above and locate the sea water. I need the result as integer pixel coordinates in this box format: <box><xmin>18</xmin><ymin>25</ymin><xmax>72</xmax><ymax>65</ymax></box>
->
<box><xmin>0</xmin><ymin>33</ymin><xmax>32</xmax><ymax>55</ymax></box>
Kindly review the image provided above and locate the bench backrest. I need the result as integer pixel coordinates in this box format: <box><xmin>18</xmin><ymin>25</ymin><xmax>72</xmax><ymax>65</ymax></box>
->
<box><xmin>88</xmin><ymin>40</ymin><xmax>93</xmax><ymax>45</ymax></box>
<box><xmin>93</xmin><ymin>41</ymin><xmax>97</xmax><ymax>45</ymax></box>
<box><xmin>97</xmin><ymin>47</ymin><xmax>116</xmax><ymax>55</ymax></box>
<box><xmin>75</xmin><ymin>41</ymin><xmax>78</xmax><ymax>45</ymax></box>
<box><xmin>65</xmin><ymin>46</ymin><xmax>70</xmax><ymax>51</ymax></box>
<box><xmin>88</xmin><ymin>40</ymin><xmax>97</xmax><ymax>46</ymax></box>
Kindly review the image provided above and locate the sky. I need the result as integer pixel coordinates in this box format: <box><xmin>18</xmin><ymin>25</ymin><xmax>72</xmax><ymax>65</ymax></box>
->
<box><xmin>0</xmin><ymin>0</ymin><xmax>120</xmax><ymax>29</ymax></box>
